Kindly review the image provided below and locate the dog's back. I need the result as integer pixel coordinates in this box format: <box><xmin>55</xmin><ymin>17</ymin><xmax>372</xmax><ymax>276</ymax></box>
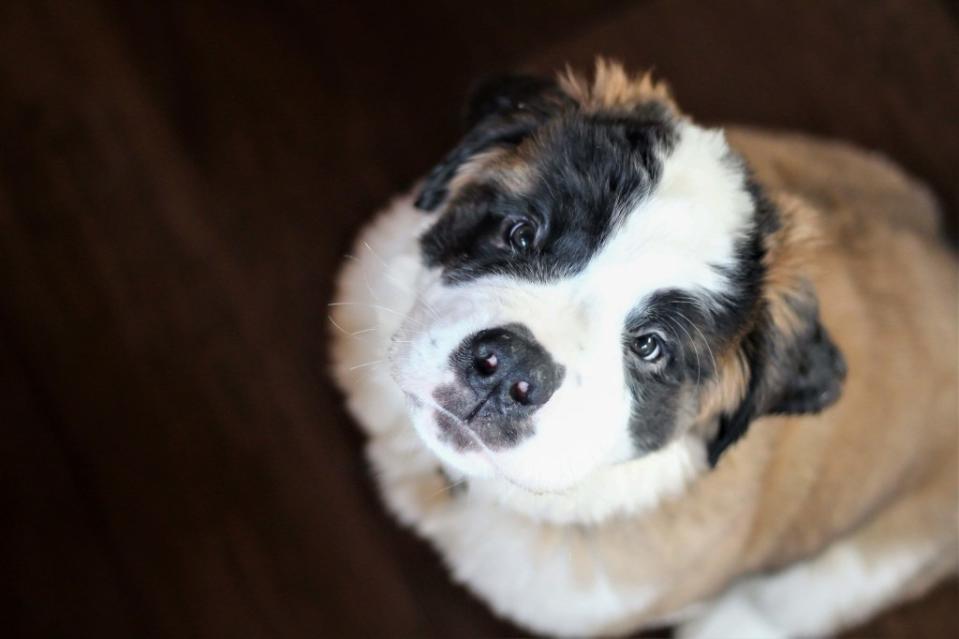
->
<box><xmin>660</xmin><ymin>128</ymin><xmax>959</xmax><ymax>635</ymax></box>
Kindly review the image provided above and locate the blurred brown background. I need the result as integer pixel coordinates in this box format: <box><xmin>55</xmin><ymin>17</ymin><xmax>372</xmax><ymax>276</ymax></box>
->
<box><xmin>2</xmin><ymin>1</ymin><xmax>957</xmax><ymax>637</ymax></box>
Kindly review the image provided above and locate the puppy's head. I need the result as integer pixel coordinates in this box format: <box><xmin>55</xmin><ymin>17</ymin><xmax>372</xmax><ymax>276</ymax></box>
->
<box><xmin>390</xmin><ymin>61</ymin><xmax>845</xmax><ymax>493</ymax></box>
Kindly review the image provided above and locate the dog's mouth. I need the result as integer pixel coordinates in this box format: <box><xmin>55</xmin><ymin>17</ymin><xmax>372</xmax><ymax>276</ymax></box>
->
<box><xmin>432</xmin><ymin>404</ymin><xmax>481</xmax><ymax>452</ymax></box>
<box><xmin>430</xmin><ymin>387</ymin><xmax>494</xmax><ymax>451</ymax></box>
<box><xmin>453</xmin><ymin>387</ymin><xmax>499</xmax><ymax>424</ymax></box>
<box><xmin>405</xmin><ymin>389</ymin><xmax>568</xmax><ymax>496</ymax></box>
<box><xmin>429</xmin><ymin>411</ymin><xmax>565</xmax><ymax>497</ymax></box>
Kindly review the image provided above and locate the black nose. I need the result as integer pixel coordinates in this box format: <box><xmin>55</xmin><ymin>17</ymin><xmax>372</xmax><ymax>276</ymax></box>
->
<box><xmin>456</xmin><ymin>324</ymin><xmax>564</xmax><ymax>416</ymax></box>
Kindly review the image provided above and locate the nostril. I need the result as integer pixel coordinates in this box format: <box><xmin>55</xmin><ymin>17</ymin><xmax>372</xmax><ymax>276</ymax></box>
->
<box><xmin>510</xmin><ymin>380</ymin><xmax>531</xmax><ymax>404</ymax></box>
<box><xmin>475</xmin><ymin>352</ymin><xmax>498</xmax><ymax>376</ymax></box>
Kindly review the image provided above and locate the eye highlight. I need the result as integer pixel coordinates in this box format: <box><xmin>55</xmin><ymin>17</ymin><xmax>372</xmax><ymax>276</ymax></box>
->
<box><xmin>506</xmin><ymin>220</ymin><xmax>537</xmax><ymax>252</ymax></box>
<box><xmin>632</xmin><ymin>334</ymin><xmax>664</xmax><ymax>362</ymax></box>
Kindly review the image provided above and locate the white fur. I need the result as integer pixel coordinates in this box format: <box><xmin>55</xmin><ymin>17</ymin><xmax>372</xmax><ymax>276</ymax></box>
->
<box><xmin>467</xmin><ymin>434</ymin><xmax>706</xmax><ymax>524</ymax></box>
<box><xmin>677</xmin><ymin>539</ymin><xmax>940</xmax><ymax>639</ymax></box>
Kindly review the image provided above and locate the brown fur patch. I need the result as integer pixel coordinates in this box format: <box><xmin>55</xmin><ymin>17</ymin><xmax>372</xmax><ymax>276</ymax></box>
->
<box><xmin>557</xmin><ymin>58</ymin><xmax>677</xmax><ymax>113</ymax></box>
<box><xmin>447</xmin><ymin>147</ymin><xmax>535</xmax><ymax>197</ymax></box>
<box><xmin>762</xmin><ymin>193</ymin><xmax>828</xmax><ymax>338</ymax></box>
<box><xmin>695</xmin><ymin>349</ymin><xmax>751</xmax><ymax>425</ymax></box>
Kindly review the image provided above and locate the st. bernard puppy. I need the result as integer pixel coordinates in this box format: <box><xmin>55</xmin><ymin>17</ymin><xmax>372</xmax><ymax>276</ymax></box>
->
<box><xmin>330</xmin><ymin>60</ymin><xmax>958</xmax><ymax>637</ymax></box>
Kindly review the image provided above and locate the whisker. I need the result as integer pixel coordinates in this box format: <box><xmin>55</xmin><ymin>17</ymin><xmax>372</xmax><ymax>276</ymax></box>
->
<box><xmin>361</xmin><ymin>241</ymin><xmax>409</xmax><ymax>291</ymax></box>
<box><xmin>687</xmin><ymin>319</ymin><xmax>719</xmax><ymax>375</ymax></box>
<box><xmin>673</xmin><ymin>307</ymin><xmax>718</xmax><ymax>376</ymax></box>
<box><xmin>327</xmin><ymin>301</ymin><xmax>429</xmax><ymax>332</ymax></box>
<box><xmin>328</xmin><ymin>314</ymin><xmax>352</xmax><ymax>337</ymax></box>
<box><xmin>429</xmin><ymin>477</ymin><xmax>469</xmax><ymax>499</ymax></box>
<box><xmin>348</xmin><ymin>359</ymin><xmax>385</xmax><ymax>371</ymax></box>
<box><xmin>361</xmin><ymin>241</ymin><xmax>397</xmax><ymax>277</ymax></box>
<box><xmin>328</xmin><ymin>301</ymin><xmax>408</xmax><ymax>318</ymax></box>
<box><xmin>344</xmin><ymin>253</ymin><xmax>383</xmax><ymax>303</ymax></box>
<box><xmin>360</xmin><ymin>241</ymin><xmax>442</xmax><ymax>319</ymax></box>
<box><xmin>328</xmin><ymin>315</ymin><xmax>378</xmax><ymax>338</ymax></box>
<box><xmin>665</xmin><ymin>315</ymin><xmax>702</xmax><ymax>386</ymax></box>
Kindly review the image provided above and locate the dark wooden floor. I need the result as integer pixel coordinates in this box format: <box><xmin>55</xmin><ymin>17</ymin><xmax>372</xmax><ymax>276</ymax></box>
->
<box><xmin>2</xmin><ymin>1</ymin><xmax>956</xmax><ymax>637</ymax></box>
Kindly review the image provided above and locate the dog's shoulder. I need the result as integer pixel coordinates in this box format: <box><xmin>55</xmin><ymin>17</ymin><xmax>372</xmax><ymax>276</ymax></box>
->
<box><xmin>727</xmin><ymin>126</ymin><xmax>943</xmax><ymax>241</ymax></box>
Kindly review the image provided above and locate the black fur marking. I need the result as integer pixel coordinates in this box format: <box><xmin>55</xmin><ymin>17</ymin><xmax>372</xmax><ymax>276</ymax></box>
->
<box><xmin>464</xmin><ymin>74</ymin><xmax>568</xmax><ymax>128</ymax></box>
<box><xmin>624</xmin><ymin>288</ymin><xmax>756</xmax><ymax>452</ymax></box>
<box><xmin>708</xmin><ymin>327</ymin><xmax>766</xmax><ymax>466</ymax></box>
<box><xmin>768</xmin><ymin>321</ymin><xmax>846</xmax><ymax>414</ymax></box>
<box><xmin>415</xmin><ymin>74</ymin><xmax>575</xmax><ymax>211</ymax></box>
<box><xmin>414</xmin><ymin>117</ymin><xmax>541</xmax><ymax>212</ymax></box>
<box><xmin>420</xmin><ymin>107</ymin><xmax>677</xmax><ymax>284</ymax></box>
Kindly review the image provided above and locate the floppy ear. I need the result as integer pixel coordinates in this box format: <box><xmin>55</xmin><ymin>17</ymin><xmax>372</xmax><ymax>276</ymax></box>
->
<box><xmin>708</xmin><ymin>299</ymin><xmax>847</xmax><ymax>465</ymax></box>
<box><xmin>764</xmin><ymin>316</ymin><xmax>846</xmax><ymax>415</ymax></box>
<box><xmin>414</xmin><ymin>74</ymin><xmax>572</xmax><ymax>211</ymax></box>
<box><xmin>707</xmin><ymin>196</ymin><xmax>847</xmax><ymax>466</ymax></box>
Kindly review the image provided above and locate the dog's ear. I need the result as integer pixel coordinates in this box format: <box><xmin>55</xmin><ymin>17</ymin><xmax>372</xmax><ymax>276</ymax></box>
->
<box><xmin>414</xmin><ymin>74</ymin><xmax>572</xmax><ymax>211</ymax></box>
<box><xmin>463</xmin><ymin>75</ymin><xmax>567</xmax><ymax>127</ymax></box>
<box><xmin>762</xmin><ymin>315</ymin><xmax>846</xmax><ymax>415</ymax></box>
<box><xmin>707</xmin><ymin>195</ymin><xmax>847</xmax><ymax>465</ymax></box>
<box><xmin>708</xmin><ymin>297</ymin><xmax>847</xmax><ymax>465</ymax></box>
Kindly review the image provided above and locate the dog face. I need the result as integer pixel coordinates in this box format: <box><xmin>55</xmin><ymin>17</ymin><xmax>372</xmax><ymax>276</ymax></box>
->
<box><xmin>389</xmin><ymin>62</ymin><xmax>845</xmax><ymax>493</ymax></box>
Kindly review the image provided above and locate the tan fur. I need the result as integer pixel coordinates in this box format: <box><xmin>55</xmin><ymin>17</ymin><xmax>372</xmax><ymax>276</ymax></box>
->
<box><xmin>694</xmin><ymin>350</ymin><xmax>749</xmax><ymax>427</ymax></box>
<box><xmin>597</xmin><ymin>126</ymin><xmax>959</xmax><ymax>625</ymax></box>
<box><xmin>730</xmin><ymin>127</ymin><xmax>958</xmax><ymax>567</ymax></box>
<box><xmin>559</xmin><ymin>58</ymin><xmax>677</xmax><ymax>113</ymax></box>
<box><xmin>762</xmin><ymin>194</ymin><xmax>828</xmax><ymax>335</ymax></box>
<box><xmin>448</xmin><ymin>147</ymin><xmax>535</xmax><ymax>196</ymax></box>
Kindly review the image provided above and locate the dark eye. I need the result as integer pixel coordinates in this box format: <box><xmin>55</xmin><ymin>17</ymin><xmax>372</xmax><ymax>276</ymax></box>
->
<box><xmin>507</xmin><ymin>220</ymin><xmax>537</xmax><ymax>252</ymax></box>
<box><xmin>633</xmin><ymin>334</ymin><xmax>663</xmax><ymax>362</ymax></box>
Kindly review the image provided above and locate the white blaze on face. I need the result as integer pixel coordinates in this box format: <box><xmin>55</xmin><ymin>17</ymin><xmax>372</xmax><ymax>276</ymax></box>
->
<box><xmin>390</xmin><ymin>121</ymin><xmax>755</xmax><ymax>493</ymax></box>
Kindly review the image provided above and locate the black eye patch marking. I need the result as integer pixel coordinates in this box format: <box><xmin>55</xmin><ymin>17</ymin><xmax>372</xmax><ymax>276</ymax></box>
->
<box><xmin>622</xmin><ymin>288</ymin><xmax>748</xmax><ymax>452</ymax></box>
<box><xmin>626</xmin><ymin>290</ymin><xmax>733</xmax><ymax>383</ymax></box>
<box><xmin>419</xmin><ymin>106</ymin><xmax>677</xmax><ymax>285</ymax></box>
<box><xmin>418</xmin><ymin>183</ymin><xmax>548</xmax><ymax>282</ymax></box>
